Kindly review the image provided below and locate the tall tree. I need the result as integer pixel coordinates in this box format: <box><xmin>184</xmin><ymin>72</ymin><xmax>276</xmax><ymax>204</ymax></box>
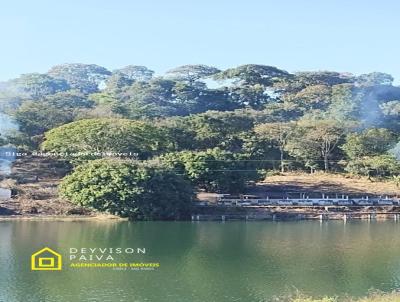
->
<box><xmin>160</xmin><ymin>148</ymin><xmax>259</xmax><ymax>193</ymax></box>
<box><xmin>286</xmin><ymin>119</ymin><xmax>350</xmax><ymax>171</ymax></box>
<box><xmin>254</xmin><ymin>122</ymin><xmax>296</xmax><ymax>172</ymax></box>
<box><xmin>48</xmin><ymin>63</ymin><xmax>111</xmax><ymax>93</ymax></box>
<box><xmin>113</xmin><ymin>65</ymin><xmax>154</xmax><ymax>81</ymax></box>
<box><xmin>165</xmin><ymin>64</ymin><xmax>220</xmax><ymax>85</ymax></box>
<box><xmin>42</xmin><ymin>118</ymin><xmax>169</xmax><ymax>163</ymax></box>
<box><xmin>9</xmin><ymin>73</ymin><xmax>70</xmax><ymax>100</ymax></box>
<box><xmin>215</xmin><ymin>64</ymin><xmax>290</xmax><ymax>86</ymax></box>
<box><xmin>342</xmin><ymin>128</ymin><xmax>397</xmax><ymax>158</ymax></box>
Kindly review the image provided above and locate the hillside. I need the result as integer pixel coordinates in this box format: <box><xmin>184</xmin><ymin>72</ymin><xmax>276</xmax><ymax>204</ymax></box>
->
<box><xmin>254</xmin><ymin>172</ymin><xmax>399</xmax><ymax>197</ymax></box>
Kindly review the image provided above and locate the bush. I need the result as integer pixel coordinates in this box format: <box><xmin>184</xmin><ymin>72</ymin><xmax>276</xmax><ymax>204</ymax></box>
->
<box><xmin>159</xmin><ymin>148</ymin><xmax>261</xmax><ymax>193</ymax></box>
<box><xmin>59</xmin><ymin>159</ymin><xmax>194</xmax><ymax>220</ymax></box>
<box><xmin>42</xmin><ymin>118</ymin><xmax>169</xmax><ymax>163</ymax></box>
<box><xmin>344</xmin><ymin>155</ymin><xmax>400</xmax><ymax>177</ymax></box>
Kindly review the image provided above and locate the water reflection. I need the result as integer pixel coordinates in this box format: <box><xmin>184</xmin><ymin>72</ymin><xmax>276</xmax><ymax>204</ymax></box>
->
<box><xmin>0</xmin><ymin>221</ymin><xmax>400</xmax><ymax>302</ymax></box>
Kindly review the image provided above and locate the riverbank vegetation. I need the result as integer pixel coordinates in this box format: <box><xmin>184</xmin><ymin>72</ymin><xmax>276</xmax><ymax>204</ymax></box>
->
<box><xmin>1</xmin><ymin>63</ymin><xmax>399</xmax><ymax>219</ymax></box>
<box><xmin>278</xmin><ymin>292</ymin><xmax>400</xmax><ymax>302</ymax></box>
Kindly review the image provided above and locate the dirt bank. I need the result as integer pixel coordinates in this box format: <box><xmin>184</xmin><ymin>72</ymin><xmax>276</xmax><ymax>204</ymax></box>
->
<box><xmin>0</xmin><ymin>156</ymin><xmax>95</xmax><ymax>217</ymax></box>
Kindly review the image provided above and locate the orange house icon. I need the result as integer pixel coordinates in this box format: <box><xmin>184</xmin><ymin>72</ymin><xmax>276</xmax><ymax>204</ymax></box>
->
<box><xmin>31</xmin><ymin>247</ymin><xmax>62</xmax><ymax>271</ymax></box>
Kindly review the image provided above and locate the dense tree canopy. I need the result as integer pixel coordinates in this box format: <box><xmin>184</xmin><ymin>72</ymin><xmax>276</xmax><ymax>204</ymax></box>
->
<box><xmin>113</xmin><ymin>65</ymin><xmax>154</xmax><ymax>82</ymax></box>
<box><xmin>9</xmin><ymin>73</ymin><xmax>70</xmax><ymax>100</ymax></box>
<box><xmin>42</xmin><ymin>118</ymin><xmax>169</xmax><ymax>162</ymax></box>
<box><xmin>60</xmin><ymin>159</ymin><xmax>194</xmax><ymax>219</ymax></box>
<box><xmin>165</xmin><ymin>64</ymin><xmax>220</xmax><ymax>85</ymax></box>
<box><xmin>1</xmin><ymin>62</ymin><xmax>399</xmax><ymax>219</ymax></box>
<box><xmin>160</xmin><ymin>148</ymin><xmax>260</xmax><ymax>193</ymax></box>
<box><xmin>48</xmin><ymin>63</ymin><xmax>111</xmax><ymax>93</ymax></box>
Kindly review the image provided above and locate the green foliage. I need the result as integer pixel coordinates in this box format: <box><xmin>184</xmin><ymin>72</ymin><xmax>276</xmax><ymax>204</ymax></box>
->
<box><xmin>184</xmin><ymin>110</ymin><xmax>255</xmax><ymax>151</ymax></box>
<box><xmin>344</xmin><ymin>154</ymin><xmax>400</xmax><ymax>177</ymax></box>
<box><xmin>104</xmin><ymin>73</ymin><xmax>134</xmax><ymax>92</ymax></box>
<box><xmin>9</xmin><ymin>73</ymin><xmax>70</xmax><ymax>100</ymax></box>
<box><xmin>165</xmin><ymin>64</ymin><xmax>220</xmax><ymax>85</ymax></box>
<box><xmin>254</xmin><ymin>122</ymin><xmax>296</xmax><ymax>172</ymax></box>
<box><xmin>342</xmin><ymin>128</ymin><xmax>397</xmax><ymax>158</ymax></box>
<box><xmin>3</xmin><ymin>62</ymin><xmax>400</xmax><ymax>183</ymax></box>
<box><xmin>42</xmin><ymin>118</ymin><xmax>169</xmax><ymax>162</ymax></box>
<box><xmin>285</xmin><ymin>119</ymin><xmax>351</xmax><ymax>171</ymax></box>
<box><xmin>356</xmin><ymin>72</ymin><xmax>394</xmax><ymax>86</ymax></box>
<box><xmin>290</xmin><ymin>71</ymin><xmax>354</xmax><ymax>89</ymax></box>
<box><xmin>113</xmin><ymin>65</ymin><xmax>154</xmax><ymax>82</ymax></box>
<box><xmin>215</xmin><ymin>64</ymin><xmax>290</xmax><ymax>86</ymax></box>
<box><xmin>341</xmin><ymin>128</ymin><xmax>399</xmax><ymax>176</ymax></box>
<box><xmin>284</xmin><ymin>84</ymin><xmax>332</xmax><ymax>112</ymax></box>
<box><xmin>327</xmin><ymin>84</ymin><xmax>358</xmax><ymax>120</ymax></box>
<box><xmin>10</xmin><ymin>90</ymin><xmax>95</xmax><ymax>143</ymax></box>
<box><xmin>48</xmin><ymin>63</ymin><xmax>111</xmax><ymax>94</ymax></box>
<box><xmin>14</xmin><ymin>101</ymin><xmax>75</xmax><ymax>136</ymax></box>
<box><xmin>59</xmin><ymin>159</ymin><xmax>194</xmax><ymax>219</ymax></box>
<box><xmin>160</xmin><ymin>148</ymin><xmax>260</xmax><ymax>193</ymax></box>
<box><xmin>380</xmin><ymin>100</ymin><xmax>400</xmax><ymax>116</ymax></box>
<box><xmin>115</xmin><ymin>78</ymin><xmax>238</xmax><ymax>119</ymax></box>
<box><xmin>45</xmin><ymin>90</ymin><xmax>94</xmax><ymax>109</ymax></box>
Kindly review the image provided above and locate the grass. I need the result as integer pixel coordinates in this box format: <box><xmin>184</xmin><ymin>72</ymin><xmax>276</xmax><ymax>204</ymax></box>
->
<box><xmin>255</xmin><ymin>172</ymin><xmax>399</xmax><ymax>198</ymax></box>
<box><xmin>276</xmin><ymin>292</ymin><xmax>400</xmax><ymax>302</ymax></box>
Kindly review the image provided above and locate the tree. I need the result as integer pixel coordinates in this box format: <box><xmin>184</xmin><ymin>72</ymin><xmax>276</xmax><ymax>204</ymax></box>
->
<box><xmin>356</xmin><ymin>72</ymin><xmax>394</xmax><ymax>86</ymax></box>
<box><xmin>45</xmin><ymin>90</ymin><xmax>94</xmax><ymax>109</ymax></box>
<box><xmin>11</xmin><ymin>90</ymin><xmax>94</xmax><ymax>137</ymax></box>
<box><xmin>344</xmin><ymin>154</ymin><xmax>400</xmax><ymax>177</ymax></box>
<box><xmin>9</xmin><ymin>73</ymin><xmax>70</xmax><ymax>100</ymax></box>
<box><xmin>254</xmin><ymin>122</ymin><xmax>296</xmax><ymax>172</ymax></box>
<box><xmin>48</xmin><ymin>63</ymin><xmax>111</xmax><ymax>94</ymax></box>
<box><xmin>326</xmin><ymin>84</ymin><xmax>358</xmax><ymax>121</ymax></box>
<box><xmin>283</xmin><ymin>84</ymin><xmax>332</xmax><ymax>112</ymax></box>
<box><xmin>286</xmin><ymin>119</ymin><xmax>350</xmax><ymax>171</ymax></box>
<box><xmin>171</xmin><ymin>82</ymin><xmax>239</xmax><ymax>115</ymax></box>
<box><xmin>215</xmin><ymin>64</ymin><xmax>290</xmax><ymax>86</ymax></box>
<box><xmin>113</xmin><ymin>65</ymin><xmax>154</xmax><ymax>81</ymax></box>
<box><xmin>228</xmin><ymin>84</ymin><xmax>271</xmax><ymax>109</ymax></box>
<box><xmin>118</xmin><ymin>78</ymin><xmax>177</xmax><ymax>118</ymax></box>
<box><xmin>291</xmin><ymin>71</ymin><xmax>354</xmax><ymax>89</ymax></box>
<box><xmin>380</xmin><ymin>100</ymin><xmax>400</xmax><ymax>131</ymax></box>
<box><xmin>342</xmin><ymin>128</ymin><xmax>397</xmax><ymax>159</ymax></box>
<box><xmin>160</xmin><ymin>148</ymin><xmax>259</xmax><ymax>193</ymax></box>
<box><xmin>104</xmin><ymin>73</ymin><xmax>134</xmax><ymax>91</ymax></box>
<box><xmin>13</xmin><ymin>101</ymin><xmax>75</xmax><ymax>136</ymax></box>
<box><xmin>42</xmin><ymin>118</ymin><xmax>169</xmax><ymax>162</ymax></box>
<box><xmin>184</xmin><ymin>110</ymin><xmax>255</xmax><ymax>151</ymax></box>
<box><xmin>380</xmin><ymin>100</ymin><xmax>400</xmax><ymax>116</ymax></box>
<box><xmin>59</xmin><ymin>159</ymin><xmax>194</xmax><ymax>220</ymax></box>
<box><xmin>165</xmin><ymin>64</ymin><xmax>220</xmax><ymax>85</ymax></box>
<box><xmin>117</xmin><ymin>78</ymin><xmax>238</xmax><ymax>118</ymax></box>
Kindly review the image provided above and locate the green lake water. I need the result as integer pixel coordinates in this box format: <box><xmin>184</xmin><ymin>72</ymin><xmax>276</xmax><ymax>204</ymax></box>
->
<box><xmin>1</xmin><ymin>220</ymin><xmax>400</xmax><ymax>302</ymax></box>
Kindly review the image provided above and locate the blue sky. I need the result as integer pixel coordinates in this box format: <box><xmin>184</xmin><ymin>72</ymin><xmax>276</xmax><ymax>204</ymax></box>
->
<box><xmin>1</xmin><ymin>0</ymin><xmax>400</xmax><ymax>82</ymax></box>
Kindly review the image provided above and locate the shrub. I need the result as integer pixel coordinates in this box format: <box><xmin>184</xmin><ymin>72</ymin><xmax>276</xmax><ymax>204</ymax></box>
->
<box><xmin>159</xmin><ymin>148</ymin><xmax>261</xmax><ymax>193</ymax></box>
<box><xmin>42</xmin><ymin>118</ymin><xmax>169</xmax><ymax>163</ymax></box>
<box><xmin>59</xmin><ymin>159</ymin><xmax>194</xmax><ymax>220</ymax></box>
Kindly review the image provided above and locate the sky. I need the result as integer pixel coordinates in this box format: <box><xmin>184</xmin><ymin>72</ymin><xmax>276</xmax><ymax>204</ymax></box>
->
<box><xmin>1</xmin><ymin>0</ymin><xmax>400</xmax><ymax>83</ymax></box>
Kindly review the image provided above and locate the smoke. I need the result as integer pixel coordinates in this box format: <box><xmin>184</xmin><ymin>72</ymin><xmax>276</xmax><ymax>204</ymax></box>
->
<box><xmin>390</xmin><ymin>142</ymin><xmax>400</xmax><ymax>161</ymax></box>
<box><xmin>353</xmin><ymin>84</ymin><xmax>400</xmax><ymax>128</ymax></box>
<box><xmin>357</xmin><ymin>91</ymin><xmax>379</xmax><ymax>127</ymax></box>
<box><xmin>0</xmin><ymin>113</ymin><xmax>18</xmax><ymax>176</ymax></box>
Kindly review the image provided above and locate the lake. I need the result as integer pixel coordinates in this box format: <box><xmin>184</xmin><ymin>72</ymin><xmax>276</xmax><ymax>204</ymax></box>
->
<box><xmin>1</xmin><ymin>220</ymin><xmax>400</xmax><ymax>302</ymax></box>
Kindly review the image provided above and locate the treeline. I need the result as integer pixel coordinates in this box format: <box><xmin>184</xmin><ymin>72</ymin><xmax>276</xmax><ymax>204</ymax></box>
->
<box><xmin>0</xmin><ymin>63</ymin><xmax>399</xmax><ymax>219</ymax></box>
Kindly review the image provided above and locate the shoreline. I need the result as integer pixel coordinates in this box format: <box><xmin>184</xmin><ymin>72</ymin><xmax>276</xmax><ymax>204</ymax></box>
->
<box><xmin>2</xmin><ymin>206</ymin><xmax>400</xmax><ymax>221</ymax></box>
<box><xmin>0</xmin><ymin>213</ymin><xmax>127</xmax><ymax>221</ymax></box>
